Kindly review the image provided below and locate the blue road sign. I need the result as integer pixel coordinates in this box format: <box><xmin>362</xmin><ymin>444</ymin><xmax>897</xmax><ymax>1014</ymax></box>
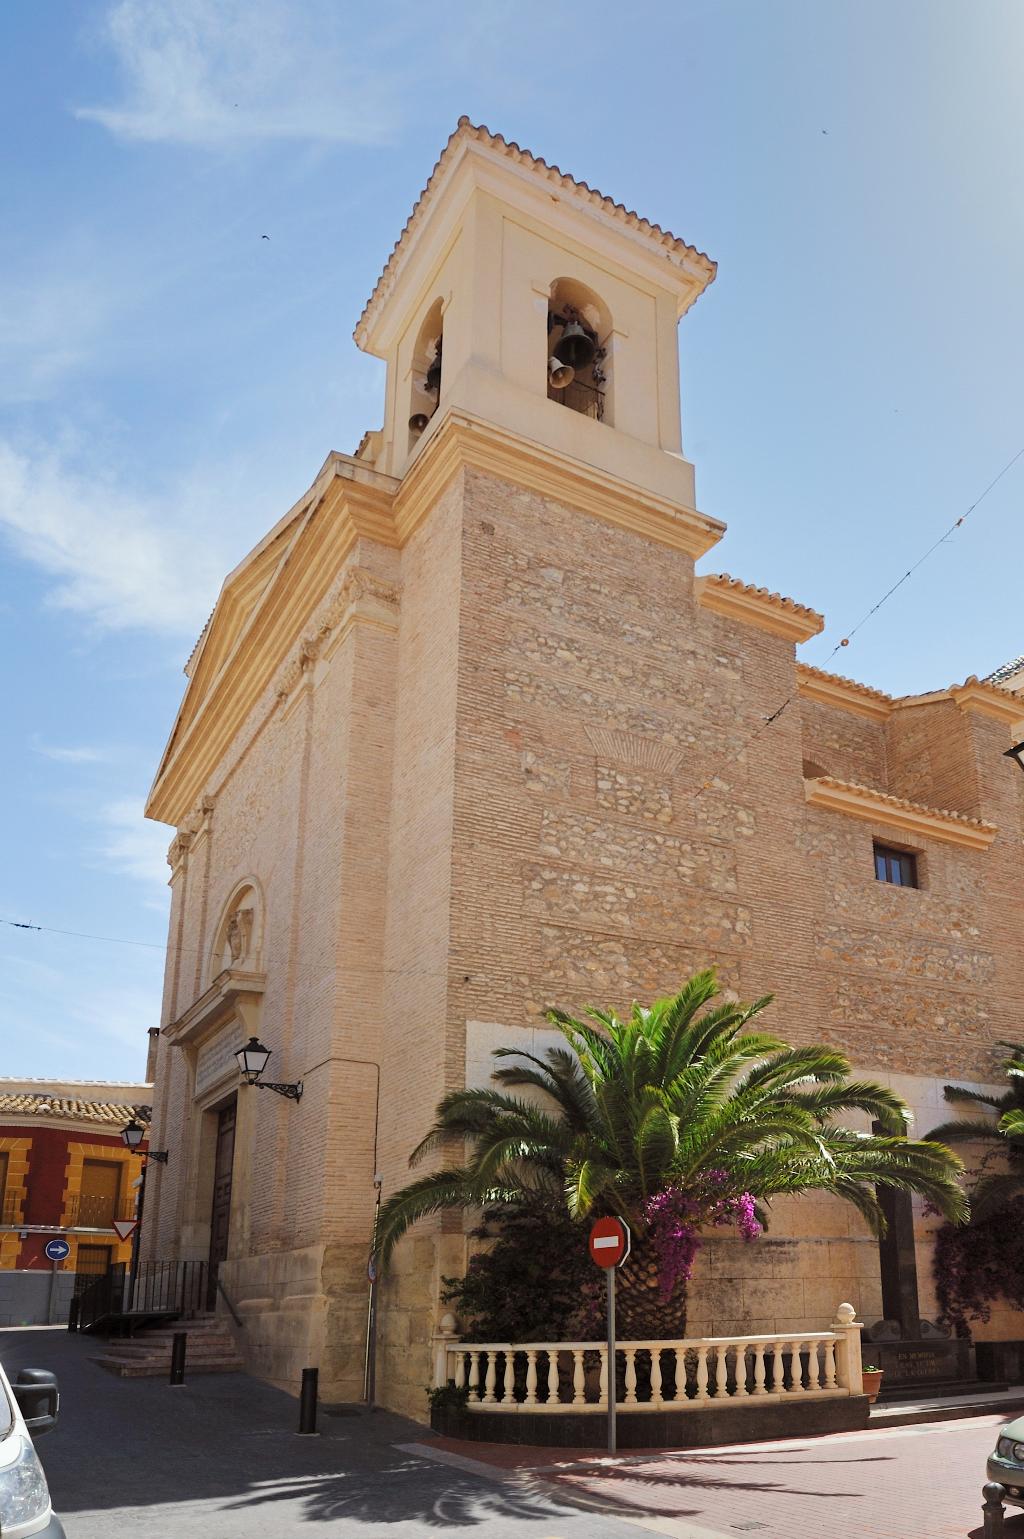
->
<box><xmin>44</xmin><ymin>1238</ymin><xmax>70</xmax><ymax>1262</ymax></box>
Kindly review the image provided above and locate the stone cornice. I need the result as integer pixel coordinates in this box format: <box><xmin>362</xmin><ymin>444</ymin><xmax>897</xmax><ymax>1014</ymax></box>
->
<box><xmin>164</xmin><ymin>969</ymin><xmax>266</xmax><ymax>1047</ymax></box>
<box><xmin>804</xmin><ymin>776</ymin><xmax>997</xmax><ymax>850</ymax></box>
<box><xmin>949</xmin><ymin>677</ymin><xmax>1024</xmax><ymax>725</ymax></box>
<box><xmin>695</xmin><ymin>574</ymin><xmax>824</xmax><ymax>643</ymax></box>
<box><xmin>795</xmin><ymin>665</ymin><xmax>893</xmax><ymax>722</ymax></box>
<box><xmin>398</xmin><ymin>411</ymin><xmax>725</xmax><ymax>558</ymax></box>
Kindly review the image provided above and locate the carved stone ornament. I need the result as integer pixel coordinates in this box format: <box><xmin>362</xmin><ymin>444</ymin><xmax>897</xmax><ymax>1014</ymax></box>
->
<box><xmin>276</xmin><ymin>566</ymin><xmax>401</xmax><ymax>702</ymax></box>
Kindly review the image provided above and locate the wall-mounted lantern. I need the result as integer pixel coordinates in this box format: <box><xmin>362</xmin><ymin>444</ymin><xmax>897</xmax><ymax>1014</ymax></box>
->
<box><xmin>234</xmin><ymin>1036</ymin><xmax>303</xmax><ymax>1102</ymax></box>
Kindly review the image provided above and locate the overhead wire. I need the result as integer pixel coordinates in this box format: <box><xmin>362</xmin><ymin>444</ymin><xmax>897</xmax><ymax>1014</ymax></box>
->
<box><xmin>3</xmin><ymin>442</ymin><xmax>1022</xmax><ymax>958</ymax></box>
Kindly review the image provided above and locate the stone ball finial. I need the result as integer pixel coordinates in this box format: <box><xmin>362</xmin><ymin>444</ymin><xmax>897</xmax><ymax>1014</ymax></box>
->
<box><xmin>835</xmin><ymin>1302</ymin><xmax>857</xmax><ymax>1325</ymax></box>
<box><xmin>439</xmin><ymin>1312</ymin><xmax>458</xmax><ymax>1334</ymax></box>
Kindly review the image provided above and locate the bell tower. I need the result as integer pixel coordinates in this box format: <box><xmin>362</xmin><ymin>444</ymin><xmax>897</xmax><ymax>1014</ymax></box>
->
<box><xmin>354</xmin><ymin>119</ymin><xmax>718</xmax><ymax>518</ymax></box>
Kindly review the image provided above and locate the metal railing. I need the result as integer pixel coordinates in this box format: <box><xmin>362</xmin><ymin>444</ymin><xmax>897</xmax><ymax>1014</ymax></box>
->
<box><xmin>0</xmin><ymin>1191</ymin><xmax>137</xmax><ymax>1230</ymax></box>
<box><xmin>0</xmin><ymin>1193</ymin><xmax>22</xmax><ymax>1226</ymax></box>
<box><xmin>73</xmin><ymin>1260</ymin><xmax>212</xmax><ymax>1331</ymax></box>
<box><xmin>548</xmin><ymin>377</ymin><xmax>605</xmax><ymax>421</ymax></box>
<box><xmin>65</xmin><ymin>1194</ymin><xmax>137</xmax><ymax>1229</ymax></box>
<box><xmin>437</xmin><ymin>1304</ymin><xmax>864</xmax><ymax>1413</ymax></box>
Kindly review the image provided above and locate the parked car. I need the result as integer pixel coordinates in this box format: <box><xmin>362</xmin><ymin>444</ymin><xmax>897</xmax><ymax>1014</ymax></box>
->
<box><xmin>989</xmin><ymin>1416</ymin><xmax>1024</xmax><ymax>1507</ymax></box>
<box><xmin>0</xmin><ymin>1357</ymin><xmax>64</xmax><ymax>1536</ymax></box>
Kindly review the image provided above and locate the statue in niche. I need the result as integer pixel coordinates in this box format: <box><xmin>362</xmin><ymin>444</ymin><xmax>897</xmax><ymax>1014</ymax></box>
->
<box><xmin>225</xmin><ymin>906</ymin><xmax>254</xmax><ymax>966</ymax></box>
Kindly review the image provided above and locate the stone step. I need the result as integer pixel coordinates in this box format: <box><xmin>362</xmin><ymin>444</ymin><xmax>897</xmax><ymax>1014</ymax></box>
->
<box><xmin>99</xmin><ymin>1342</ymin><xmax>240</xmax><ymax>1361</ymax></box>
<box><xmin>870</xmin><ymin>1386</ymin><xmax>1024</xmax><ymax>1428</ymax></box>
<box><xmin>91</xmin><ymin>1353</ymin><xmax>246</xmax><ymax>1378</ymax></box>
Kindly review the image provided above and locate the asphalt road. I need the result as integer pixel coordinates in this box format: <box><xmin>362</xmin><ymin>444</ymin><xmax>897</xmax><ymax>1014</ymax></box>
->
<box><xmin>0</xmin><ymin>1327</ymin><xmax>662</xmax><ymax>1538</ymax></box>
<box><xmin>5</xmin><ymin>1326</ymin><xmax>1021</xmax><ymax>1539</ymax></box>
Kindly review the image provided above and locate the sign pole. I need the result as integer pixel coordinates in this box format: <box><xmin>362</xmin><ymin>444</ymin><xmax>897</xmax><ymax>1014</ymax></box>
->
<box><xmin>588</xmin><ymin>1214</ymin><xmax>629</xmax><ymax>1458</ymax></box>
<box><xmin>606</xmin><ymin>1263</ymin><xmax>616</xmax><ymax>1454</ymax></box>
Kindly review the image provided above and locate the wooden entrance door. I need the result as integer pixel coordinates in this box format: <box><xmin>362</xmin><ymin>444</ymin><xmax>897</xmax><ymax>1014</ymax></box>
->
<box><xmin>76</xmin><ymin>1244</ymin><xmax>113</xmax><ymax>1276</ymax></box>
<box><xmin>80</xmin><ymin>1159</ymin><xmax>122</xmax><ymax>1229</ymax></box>
<box><xmin>207</xmin><ymin>1099</ymin><xmax>236</xmax><ymax>1303</ymax></box>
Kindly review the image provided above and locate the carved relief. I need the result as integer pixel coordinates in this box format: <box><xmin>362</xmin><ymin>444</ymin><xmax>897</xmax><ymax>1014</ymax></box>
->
<box><xmin>211</xmin><ymin>883</ymin><xmax>262</xmax><ymax>978</ymax></box>
<box><xmin>275</xmin><ymin>566</ymin><xmax>401</xmax><ymax>703</ymax></box>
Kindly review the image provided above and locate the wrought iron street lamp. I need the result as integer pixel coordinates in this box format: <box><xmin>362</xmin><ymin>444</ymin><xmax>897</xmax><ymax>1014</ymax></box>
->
<box><xmin>1004</xmin><ymin>741</ymin><xmax>1024</xmax><ymax>775</ymax></box>
<box><xmin>234</xmin><ymin>1036</ymin><xmax>303</xmax><ymax>1102</ymax></box>
<box><xmin>119</xmin><ymin>1118</ymin><xmax>168</xmax><ymax>1163</ymax></box>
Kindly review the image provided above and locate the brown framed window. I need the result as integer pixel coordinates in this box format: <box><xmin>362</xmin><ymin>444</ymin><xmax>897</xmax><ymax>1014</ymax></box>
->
<box><xmin>874</xmin><ymin>842</ymin><xmax>918</xmax><ymax>888</ymax></box>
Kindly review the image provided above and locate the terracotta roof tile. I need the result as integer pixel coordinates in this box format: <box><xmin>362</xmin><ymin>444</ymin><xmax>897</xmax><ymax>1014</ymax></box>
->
<box><xmin>355</xmin><ymin>118</ymin><xmax>717</xmax><ymax>348</ymax></box>
<box><xmin>0</xmin><ymin>1093</ymin><xmax>152</xmax><ymax>1129</ymax></box>
<box><xmin>810</xmin><ymin>776</ymin><xmax>996</xmax><ymax>834</ymax></box>
<box><xmin>704</xmin><ymin>573</ymin><xmax>822</xmax><ymax>623</ymax></box>
<box><xmin>796</xmin><ymin>663</ymin><xmax>894</xmax><ymax>705</ymax></box>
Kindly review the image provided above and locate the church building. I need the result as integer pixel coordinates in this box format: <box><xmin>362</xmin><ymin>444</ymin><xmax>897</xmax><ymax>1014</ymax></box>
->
<box><xmin>144</xmin><ymin>120</ymin><xmax>1024</xmax><ymax>1417</ymax></box>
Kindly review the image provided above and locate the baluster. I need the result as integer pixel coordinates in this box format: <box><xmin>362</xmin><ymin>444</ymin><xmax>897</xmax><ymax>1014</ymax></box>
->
<box><xmin>468</xmin><ymin>1351</ymin><xmax>481</xmax><ymax>1401</ymax></box>
<box><xmin>695</xmin><ymin>1345</ymin><xmax>710</xmax><ymax>1402</ymax></box>
<box><xmin>524</xmin><ymin>1349</ymin><xmax>538</xmax><ymax>1406</ymax></box>
<box><xmin>453</xmin><ymin>1352</ymin><xmax>466</xmax><ymax>1389</ymax></box>
<box><xmin>752</xmin><ymin>1342</ymin><xmax>767</xmax><ymax>1395</ymax></box>
<box><xmin>547</xmin><ymin>1349</ymin><xmax>560</xmax><ymax>1404</ymax></box>
<box><xmin>624</xmin><ymin>1348</ymin><xmax>638</xmax><ymax>1405</ymax></box>
<box><xmin>483</xmin><ymin>1351</ymin><xmax>497</xmax><ymax>1404</ymax></box>
<box><xmin>789</xmin><ymin>1342</ymin><xmax>803</xmax><ymax>1393</ymax></box>
<box><xmin>823</xmin><ymin>1338</ymin><xmax>838</xmax><ymax>1391</ymax></box>
<box><xmin>650</xmin><ymin>1348</ymin><xmax>663</xmax><ymax>1407</ymax></box>
<box><xmin>572</xmin><ymin>1349</ymin><xmax>586</xmax><ymax>1406</ymax></box>
<box><xmin>807</xmin><ymin>1339</ymin><xmax>821</xmax><ymax>1391</ymax></box>
<box><xmin>714</xmin><ymin>1344</ymin><xmax>729</xmax><ymax>1399</ymax></box>
<box><xmin>771</xmin><ymin>1341</ymin><xmax>785</xmax><ymax>1394</ymax></box>
<box><xmin>598</xmin><ymin>1346</ymin><xmax>608</xmax><ymax>1407</ymax></box>
<box><xmin>733</xmin><ymin>1345</ymin><xmax>749</xmax><ymax>1397</ymax></box>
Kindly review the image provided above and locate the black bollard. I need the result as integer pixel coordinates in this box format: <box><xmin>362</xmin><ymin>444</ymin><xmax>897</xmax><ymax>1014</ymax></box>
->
<box><xmin>983</xmin><ymin>1482</ymin><xmax>1006</xmax><ymax>1538</ymax></box>
<box><xmin>298</xmin><ymin>1367</ymin><xmax>318</xmax><ymax>1434</ymax></box>
<box><xmin>169</xmin><ymin>1332</ymin><xmax>187</xmax><ymax>1387</ymax></box>
<box><xmin>67</xmin><ymin>1297</ymin><xmax>79</xmax><ymax>1334</ymax></box>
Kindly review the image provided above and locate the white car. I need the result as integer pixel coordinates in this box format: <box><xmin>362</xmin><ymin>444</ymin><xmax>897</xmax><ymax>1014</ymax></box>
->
<box><xmin>0</xmin><ymin>1358</ymin><xmax>64</xmax><ymax>1537</ymax></box>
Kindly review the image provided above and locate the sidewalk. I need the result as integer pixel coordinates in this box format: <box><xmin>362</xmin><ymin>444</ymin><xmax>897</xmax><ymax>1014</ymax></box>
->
<box><xmin>413</xmin><ymin>1416</ymin><xmax>1024</xmax><ymax>1539</ymax></box>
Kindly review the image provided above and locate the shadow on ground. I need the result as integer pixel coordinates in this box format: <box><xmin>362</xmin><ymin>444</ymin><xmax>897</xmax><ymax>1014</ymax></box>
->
<box><xmin>0</xmin><ymin>1328</ymin><xmax>714</xmax><ymax>1533</ymax></box>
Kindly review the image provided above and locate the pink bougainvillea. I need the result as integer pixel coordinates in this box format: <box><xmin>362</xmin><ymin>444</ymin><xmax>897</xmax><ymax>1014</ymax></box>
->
<box><xmin>643</xmin><ymin>1172</ymin><xmax>762</xmax><ymax>1300</ymax></box>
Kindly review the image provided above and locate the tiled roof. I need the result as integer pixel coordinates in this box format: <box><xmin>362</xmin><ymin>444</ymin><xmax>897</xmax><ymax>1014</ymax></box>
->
<box><xmin>805</xmin><ymin>775</ymin><xmax>997</xmax><ymax>846</ymax></box>
<box><xmin>696</xmin><ymin>573</ymin><xmax>824</xmax><ymax>641</ymax></box>
<box><xmin>985</xmin><ymin>654</ymin><xmax>1024</xmax><ymax>687</ymax></box>
<box><xmin>0</xmin><ymin>1093</ymin><xmax>152</xmax><ymax>1129</ymax></box>
<box><xmin>796</xmin><ymin>663</ymin><xmax>893</xmax><ymax>707</ymax></box>
<box><xmin>355</xmin><ymin>118</ymin><xmax>717</xmax><ymax>348</ymax></box>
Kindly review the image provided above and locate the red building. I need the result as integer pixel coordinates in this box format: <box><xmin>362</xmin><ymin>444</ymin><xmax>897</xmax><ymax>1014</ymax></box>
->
<box><xmin>0</xmin><ymin>1078</ymin><xmax>151</xmax><ymax>1320</ymax></box>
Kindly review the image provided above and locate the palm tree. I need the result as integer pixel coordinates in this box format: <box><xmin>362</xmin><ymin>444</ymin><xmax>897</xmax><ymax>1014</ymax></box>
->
<box><xmin>377</xmin><ymin>971</ymin><xmax>966</xmax><ymax>1338</ymax></box>
<box><xmin>927</xmin><ymin>1045</ymin><xmax>1024</xmax><ymax>1217</ymax></box>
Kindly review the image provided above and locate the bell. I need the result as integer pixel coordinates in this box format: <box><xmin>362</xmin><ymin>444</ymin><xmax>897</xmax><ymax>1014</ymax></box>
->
<box><xmin>548</xmin><ymin>356</ymin><xmax>574</xmax><ymax>390</ymax></box>
<box><xmin>408</xmin><ymin>413</ymin><xmax>429</xmax><ymax>435</ymax></box>
<box><xmin>553</xmin><ymin>320</ymin><xmax>595</xmax><ymax>372</ymax></box>
<box><xmin>425</xmin><ymin>347</ymin><xmax>442</xmax><ymax>395</ymax></box>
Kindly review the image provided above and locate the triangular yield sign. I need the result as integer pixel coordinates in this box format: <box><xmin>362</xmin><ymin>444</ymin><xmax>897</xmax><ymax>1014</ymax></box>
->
<box><xmin>112</xmin><ymin>1218</ymin><xmax>138</xmax><ymax>1241</ymax></box>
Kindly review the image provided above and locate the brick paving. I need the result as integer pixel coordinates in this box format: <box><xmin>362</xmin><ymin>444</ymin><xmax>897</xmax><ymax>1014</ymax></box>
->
<box><xmin>424</xmin><ymin>1416</ymin><xmax>1024</xmax><ymax>1539</ymax></box>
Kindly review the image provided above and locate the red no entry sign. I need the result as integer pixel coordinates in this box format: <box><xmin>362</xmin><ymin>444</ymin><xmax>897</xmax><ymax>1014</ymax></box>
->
<box><xmin>588</xmin><ymin>1215</ymin><xmax>630</xmax><ymax>1269</ymax></box>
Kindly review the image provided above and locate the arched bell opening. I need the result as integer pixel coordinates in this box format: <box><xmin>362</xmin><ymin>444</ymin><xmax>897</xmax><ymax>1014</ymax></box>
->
<box><xmin>546</xmin><ymin>278</ymin><xmax>612</xmax><ymax>425</ymax></box>
<box><xmin>407</xmin><ymin>298</ymin><xmax>444</xmax><ymax>452</ymax></box>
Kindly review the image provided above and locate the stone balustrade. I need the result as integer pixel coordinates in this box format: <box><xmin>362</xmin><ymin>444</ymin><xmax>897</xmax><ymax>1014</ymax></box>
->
<box><xmin>437</xmin><ymin>1303</ymin><xmax>864</xmax><ymax>1413</ymax></box>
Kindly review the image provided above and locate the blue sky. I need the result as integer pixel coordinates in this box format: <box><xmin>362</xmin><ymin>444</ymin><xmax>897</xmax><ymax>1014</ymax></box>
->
<box><xmin>1</xmin><ymin>0</ymin><xmax>1022</xmax><ymax>1082</ymax></box>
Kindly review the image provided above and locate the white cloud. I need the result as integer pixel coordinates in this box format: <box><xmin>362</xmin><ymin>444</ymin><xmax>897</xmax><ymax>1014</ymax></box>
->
<box><xmin>33</xmin><ymin>742</ymin><xmax>109</xmax><ymax>764</ymax></box>
<box><xmin>97</xmin><ymin>799</ymin><xmax>172</xmax><ymax>899</ymax></box>
<box><xmin>76</xmin><ymin>0</ymin><xmax>403</xmax><ymax>147</ymax></box>
<box><xmin>0</xmin><ymin>437</ymin><xmax>235</xmax><ymax>636</ymax></box>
